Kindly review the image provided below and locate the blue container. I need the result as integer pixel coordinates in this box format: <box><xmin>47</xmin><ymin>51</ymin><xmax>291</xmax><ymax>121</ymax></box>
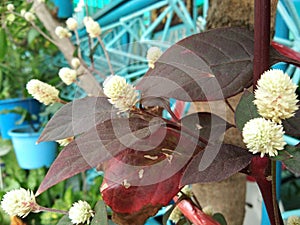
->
<box><xmin>52</xmin><ymin>0</ymin><xmax>73</xmax><ymax>18</ymax></box>
<box><xmin>0</xmin><ymin>98</ymin><xmax>41</xmax><ymax>139</ymax></box>
<box><xmin>8</xmin><ymin>126</ymin><xmax>57</xmax><ymax>170</ymax></box>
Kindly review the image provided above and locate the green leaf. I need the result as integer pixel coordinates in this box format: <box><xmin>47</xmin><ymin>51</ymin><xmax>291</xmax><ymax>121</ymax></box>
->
<box><xmin>235</xmin><ymin>90</ymin><xmax>260</xmax><ymax>131</ymax></box>
<box><xmin>212</xmin><ymin>213</ymin><xmax>227</xmax><ymax>225</ymax></box>
<box><xmin>27</xmin><ymin>28</ymin><xmax>40</xmax><ymax>45</ymax></box>
<box><xmin>91</xmin><ymin>200</ymin><xmax>108</xmax><ymax>225</ymax></box>
<box><xmin>273</xmin><ymin>145</ymin><xmax>300</xmax><ymax>176</ymax></box>
<box><xmin>0</xmin><ymin>28</ymin><xmax>7</xmax><ymax>61</ymax></box>
<box><xmin>57</xmin><ymin>215</ymin><xmax>72</xmax><ymax>225</ymax></box>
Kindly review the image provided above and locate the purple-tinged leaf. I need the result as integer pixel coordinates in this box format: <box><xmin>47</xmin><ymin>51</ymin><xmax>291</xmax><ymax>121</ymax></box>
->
<box><xmin>180</xmin><ymin>112</ymin><xmax>233</xmax><ymax>144</ymax></box>
<box><xmin>181</xmin><ymin>144</ymin><xmax>252</xmax><ymax>185</ymax></box>
<box><xmin>36</xmin><ymin>116</ymin><xmax>168</xmax><ymax>195</ymax></box>
<box><xmin>38</xmin><ymin>97</ymin><xmax>117</xmax><ymax>142</ymax></box>
<box><xmin>235</xmin><ymin>90</ymin><xmax>260</xmax><ymax>131</ymax></box>
<box><xmin>137</xmin><ymin>27</ymin><xmax>255</xmax><ymax>101</ymax></box>
<box><xmin>270</xmin><ymin>41</ymin><xmax>300</xmax><ymax>67</ymax></box>
<box><xmin>273</xmin><ymin>145</ymin><xmax>300</xmax><ymax>176</ymax></box>
<box><xmin>282</xmin><ymin>107</ymin><xmax>300</xmax><ymax>139</ymax></box>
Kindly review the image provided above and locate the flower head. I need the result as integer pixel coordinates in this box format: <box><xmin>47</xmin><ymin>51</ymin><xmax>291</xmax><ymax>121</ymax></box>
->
<box><xmin>287</xmin><ymin>216</ymin><xmax>300</xmax><ymax>225</ymax></box>
<box><xmin>7</xmin><ymin>4</ymin><xmax>15</xmax><ymax>12</ymax></box>
<box><xmin>242</xmin><ymin>117</ymin><xmax>286</xmax><ymax>157</ymax></box>
<box><xmin>84</xmin><ymin>17</ymin><xmax>101</xmax><ymax>38</ymax></box>
<box><xmin>69</xmin><ymin>200</ymin><xmax>94</xmax><ymax>225</ymax></box>
<box><xmin>1</xmin><ymin>188</ymin><xmax>37</xmax><ymax>218</ymax></box>
<box><xmin>103</xmin><ymin>75</ymin><xmax>138</xmax><ymax>112</ymax></box>
<box><xmin>146</xmin><ymin>47</ymin><xmax>163</xmax><ymax>69</ymax></box>
<box><xmin>254</xmin><ymin>69</ymin><xmax>299</xmax><ymax>123</ymax></box>
<box><xmin>55</xmin><ymin>26</ymin><xmax>72</xmax><ymax>39</ymax></box>
<box><xmin>58</xmin><ymin>67</ymin><xmax>77</xmax><ymax>85</ymax></box>
<box><xmin>71</xmin><ymin>57</ymin><xmax>81</xmax><ymax>69</ymax></box>
<box><xmin>24</xmin><ymin>12</ymin><xmax>36</xmax><ymax>22</ymax></box>
<box><xmin>66</xmin><ymin>18</ymin><xmax>78</xmax><ymax>31</ymax></box>
<box><xmin>56</xmin><ymin>136</ymin><xmax>74</xmax><ymax>146</ymax></box>
<box><xmin>20</xmin><ymin>9</ymin><xmax>26</xmax><ymax>17</ymax></box>
<box><xmin>26</xmin><ymin>79</ymin><xmax>60</xmax><ymax>105</ymax></box>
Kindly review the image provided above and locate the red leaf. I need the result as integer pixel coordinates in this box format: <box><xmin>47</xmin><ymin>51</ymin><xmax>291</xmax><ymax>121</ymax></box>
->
<box><xmin>271</xmin><ymin>41</ymin><xmax>300</xmax><ymax>67</ymax></box>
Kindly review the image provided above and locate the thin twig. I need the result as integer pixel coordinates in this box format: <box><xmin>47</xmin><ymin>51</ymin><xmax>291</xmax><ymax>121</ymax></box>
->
<box><xmin>97</xmin><ymin>36</ymin><xmax>114</xmax><ymax>75</ymax></box>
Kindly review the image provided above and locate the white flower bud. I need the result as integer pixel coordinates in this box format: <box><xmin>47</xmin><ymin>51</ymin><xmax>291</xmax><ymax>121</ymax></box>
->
<box><xmin>56</xmin><ymin>137</ymin><xmax>74</xmax><ymax>146</ymax></box>
<box><xmin>242</xmin><ymin>118</ymin><xmax>286</xmax><ymax>157</ymax></box>
<box><xmin>55</xmin><ymin>26</ymin><xmax>72</xmax><ymax>39</ymax></box>
<box><xmin>7</xmin><ymin>4</ymin><xmax>15</xmax><ymax>12</ymax></box>
<box><xmin>26</xmin><ymin>79</ymin><xmax>60</xmax><ymax>105</ymax></box>
<box><xmin>84</xmin><ymin>17</ymin><xmax>101</xmax><ymax>38</ymax></box>
<box><xmin>58</xmin><ymin>67</ymin><xmax>77</xmax><ymax>85</ymax></box>
<box><xmin>71</xmin><ymin>57</ymin><xmax>81</xmax><ymax>69</ymax></box>
<box><xmin>66</xmin><ymin>18</ymin><xmax>78</xmax><ymax>31</ymax></box>
<box><xmin>146</xmin><ymin>47</ymin><xmax>163</xmax><ymax>69</ymax></box>
<box><xmin>254</xmin><ymin>69</ymin><xmax>299</xmax><ymax>123</ymax></box>
<box><xmin>69</xmin><ymin>200</ymin><xmax>94</xmax><ymax>225</ymax></box>
<box><xmin>103</xmin><ymin>75</ymin><xmax>138</xmax><ymax>112</ymax></box>
<box><xmin>20</xmin><ymin>9</ymin><xmax>26</xmax><ymax>17</ymax></box>
<box><xmin>24</xmin><ymin>12</ymin><xmax>36</xmax><ymax>22</ymax></box>
<box><xmin>1</xmin><ymin>188</ymin><xmax>37</xmax><ymax>218</ymax></box>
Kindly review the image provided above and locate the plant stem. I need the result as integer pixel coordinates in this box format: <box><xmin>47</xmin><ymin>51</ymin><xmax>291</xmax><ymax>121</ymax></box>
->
<box><xmin>272</xmin><ymin>160</ymin><xmax>281</xmax><ymax>225</ymax></box>
<box><xmin>37</xmin><ymin>205</ymin><xmax>68</xmax><ymax>215</ymax></box>
<box><xmin>97</xmin><ymin>37</ymin><xmax>114</xmax><ymax>75</ymax></box>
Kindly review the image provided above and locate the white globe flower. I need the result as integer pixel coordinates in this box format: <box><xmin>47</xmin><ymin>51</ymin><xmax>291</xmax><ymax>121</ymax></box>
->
<box><xmin>69</xmin><ymin>200</ymin><xmax>94</xmax><ymax>225</ymax></box>
<box><xmin>55</xmin><ymin>26</ymin><xmax>72</xmax><ymax>39</ymax></box>
<box><xmin>7</xmin><ymin>4</ymin><xmax>15</xmax><ymax>12</ymax></box>
<box><xmin>20</xmin><ymin>9</ymin><xmax>26</xmax><ymax>17</ymax></box>
<box><xmin>66</xmin><ymin>18</ymin><xmax>78</xmax><ymax>31</ymax></box>
<box><xmin>56</xmin><ymin>136</ymin><xmax>74</xmax><ymax>146</ymax></box>
<box><xmin>26</xmin><ymin>79</ymin><xmax>60</xmax><ymax>105</ymax></box>
<box><xmin>254</xmin><ymin>69</ymin><xmax>299</xmax><ymax>123</ymax></box>
<box><xmin>58</xmin><ymin>67</ymin><xmax>77</xmax><ymax>85</ymax></box>
<box><xmin>146</xmin><ymin>47</ymin><xmax>163</xmax><ymax>69</ymax></box>
<box><xmin>242</xmin><ymin>117</ymin><xmax>286</xmax><ymax>157</ymax></box>
<box><xmin>1</xmin><ymin>188</ymin><xmax>37</xmax><ymax>218</ymax></box>
<box><xmin>71</xmin><ymin>57</ymin><xmax>81</xmax><ymax>69</ymax></box>
<box><xmin>24</xmin><ymin>12</ymin><xmax>36</xmax><ymax>22</ymax></box>
<box><xmin>103</xmin><ymin>75</ymin><xmax>138</xmax><ymax>112</ymax></box>
<box><xmin>84</xmin><ymin>17</ymin><xmax>101</xmax><ymax>38</ymax></box>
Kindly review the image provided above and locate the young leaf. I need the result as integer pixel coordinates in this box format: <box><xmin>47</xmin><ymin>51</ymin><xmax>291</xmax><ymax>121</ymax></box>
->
<box><xmin>0</xmin><ymin>28</ymin><xmax>7</xmax><ymax>61</ymax></box>
<box><xmin>91</xmin><ymin>200</ymin><xmax>108</xmax><ymax>225</ymax></box>
<box><xmin>212</xmin><ymin>213</ymin><xmax>227</xmax><ymax>225</ymax></box>
<box><xmin>235</xmin><ymin>90</ymin><xmax>260</xmax><ymax>131</ymax></box>
<box><xmin>38</xmin><ymin>96</ymin><xmax>117</xmax><ymax>142</ymax></box>
<box><xmin>273</xmin><ymin>145</ymin><xmax>300</xmax><ymax>176</ymax></box>
<box><xmin>57</xmin><ymin>215</ymin><xmax>73</xmax><ymax>225</ymax></box>
<box><xmin>181</xmin><ymin>144</ymin><xmax>252</xmax><ymax>185</ymax></box>
<box><xmin>137</xmin><ymin>27</ymin><xmax>254</xmax><ymax>102</ymax></box>
<box><xmin>282</xmin><ymin>108</ymin><xmax>300</xmax><ymax>139</ymax></box>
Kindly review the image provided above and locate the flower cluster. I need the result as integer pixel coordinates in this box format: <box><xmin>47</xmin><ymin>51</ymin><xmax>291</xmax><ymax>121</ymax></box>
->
<box><xmin>146</xmin><ymin>47</ymin><xmax>163</xmax><ymax>69</ymax></box>
<box><xmin>69</xmin><ymin>200</ymin><xmax>94</xmax><ymax>225</ymax></box>
<box><xmin>103</xmin><ymin>75</ymin><xmax>139</xmax><ymax>111</ymax></box>
<box><xmin>242</xmin><ymin>69</ymin><xmax>299</xmax><ymax>157</ymax></box>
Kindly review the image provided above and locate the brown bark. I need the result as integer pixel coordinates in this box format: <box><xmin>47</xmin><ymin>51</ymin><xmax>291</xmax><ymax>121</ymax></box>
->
<box><xmin>32</xmin><ymin>0</ymin><xmax>103</xmax><ymax>97</ymax></box>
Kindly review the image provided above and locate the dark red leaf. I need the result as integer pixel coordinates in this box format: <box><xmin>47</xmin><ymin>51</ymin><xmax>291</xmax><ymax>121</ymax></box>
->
<box><xmin>270</xmin><ymin>41</ymin><xmax>300</xmax><ymax>67</ymax></box>
<box><xmin>181</xmin><ymin>144</ymin><xmax>252</xmax><ymax>185</ymax></box>
<box><xmin>38</xmin><ymin>97</ymin><xmax>117</xmax><ymax>142</ymax></box>
<box><xmin>137</xmin><ymin>27</ymin><xmax>255</xmax><ymax>101</ymax></box>
<box><xmin>282</xmin><ymin>107</ymin><xmax>300</xmax><ymax>139</ymax></box>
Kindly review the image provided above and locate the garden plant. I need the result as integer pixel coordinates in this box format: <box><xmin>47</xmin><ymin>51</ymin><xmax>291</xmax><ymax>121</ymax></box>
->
<box><xmin>1</xmin><ymin>0</ymin><xmax>300</xmax><ymax>225</ymax></box>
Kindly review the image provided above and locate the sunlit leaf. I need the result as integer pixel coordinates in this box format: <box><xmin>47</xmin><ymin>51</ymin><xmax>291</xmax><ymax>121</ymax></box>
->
<box><xmin>0</xmin><ymin>28</ymin><xmax>7</xmax><ymax>61</ymax></box>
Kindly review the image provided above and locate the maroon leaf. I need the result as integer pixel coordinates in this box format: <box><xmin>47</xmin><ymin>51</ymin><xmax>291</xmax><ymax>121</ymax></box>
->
<box><xmin>270</xmin><ymin>41</ymin><xmax>300</xmax><ymax>67</ymax></box>
<box><xmin>282</xmin><ymin>107</ymin><xmax>300</xmax><ymax>139</ymax></box>
<box><xmin>36</xmin><ymin>116</ymin><xmax>170</xmax><ymax>195</ymax></box>
<box><xmin>180</xmin><ymin>112</ymin><xmax>233</xmax><ymax>144</ymax></box>
<box><xmin>137</xmin><ymin>27</ymin><xmax>255</xmax><ymax>101</ymax></box>
<box><xmin>181</xmin><ymin>144</ymin><xmax>252</xmax><ymax>185</ymax></box>
<box><xmin>38</xmin><ymin>97</ymin><xmax>117</xmax><ymax>142</ymax></box>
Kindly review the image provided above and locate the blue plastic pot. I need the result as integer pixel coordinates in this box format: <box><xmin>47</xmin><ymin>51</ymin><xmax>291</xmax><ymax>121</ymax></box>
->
<box><xmin>52</xmin><ymin>0</ymin><xmax>73</xmax><ymax>18</ymax></box>
<box><xmin>8</xmin><ymin>125</ymin><xmax>57</xmax><ymax>170</ymax></box>
<box><xmin>0</xmin><ymin>98</ymin><xmax>41</xmax><ymax>139</ymax></box>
